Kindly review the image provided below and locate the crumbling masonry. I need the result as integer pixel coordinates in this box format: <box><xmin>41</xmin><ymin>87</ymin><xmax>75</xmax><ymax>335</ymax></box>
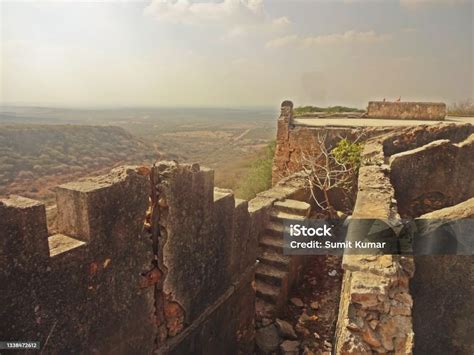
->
<box><xmin>1</xmin><ymin>101</ymin><xmax>473</xmax><ymax>354</ymax></box>
<box><xmin>273</xmin><ymin>101</ymin><xmax>473</xmax><ymax>354</ymax></box>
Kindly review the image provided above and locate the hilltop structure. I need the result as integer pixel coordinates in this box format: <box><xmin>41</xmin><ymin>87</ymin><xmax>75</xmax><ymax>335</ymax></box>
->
<box><xmin>1</xmin><ymin>100</ymin><xmax>473</xmax><ymax>354</ymax></box>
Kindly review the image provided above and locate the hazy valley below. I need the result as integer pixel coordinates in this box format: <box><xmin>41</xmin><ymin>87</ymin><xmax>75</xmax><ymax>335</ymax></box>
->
<box><xmin>0</xmin><ymin>106</ymin><xmax>277</xmax><ymax>203</ymax></box>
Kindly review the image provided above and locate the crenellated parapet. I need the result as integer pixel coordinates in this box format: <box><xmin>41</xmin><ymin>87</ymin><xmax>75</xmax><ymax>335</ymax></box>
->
<box><xmin>0</xmin><ymin>196</ymin><xmax>50</xmax><ymax>274</ymax></box>
<box><xmin>146</xmin><ymin>161</ymin><xmax>257</xmax><ymax>354</ymax></box>
<box><xmin>0</xmin><ymin>162</ymin><xmax>261</xmax><ymax>354</ymax></box>
<box><xmin>0</xmin><ymin>166</ymin><xmax>155</xmax><ymax>353</ymax></box>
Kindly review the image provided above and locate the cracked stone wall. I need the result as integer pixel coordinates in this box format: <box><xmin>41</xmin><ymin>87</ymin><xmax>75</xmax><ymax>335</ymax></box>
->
<box><xmin>149</xmin><ymin>162</ymin><xmax>257</xmax><ymax>354</ymax></box>
<box><xmin>0</xmin><ymin>166</ymin><xmax>155</xmax><ymax>354</ymax></box>
<box><xmin>0</xmin><ymin>163</ymin><xmax>262</xmax><ymax>354</ymax></box>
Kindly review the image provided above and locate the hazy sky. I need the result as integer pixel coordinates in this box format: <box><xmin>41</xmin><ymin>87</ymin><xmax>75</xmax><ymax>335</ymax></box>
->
<box><xmin>1</xmin><ymin>0</ymin><xmax>472</xmax><ymax>108</ymax></box>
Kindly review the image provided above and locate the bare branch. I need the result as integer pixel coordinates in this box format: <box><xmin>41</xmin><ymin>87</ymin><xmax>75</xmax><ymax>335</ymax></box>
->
<box><xmin>292</xmin><ymin>132</ymin><xmax>363</xmax><ymax>217</ymax></box>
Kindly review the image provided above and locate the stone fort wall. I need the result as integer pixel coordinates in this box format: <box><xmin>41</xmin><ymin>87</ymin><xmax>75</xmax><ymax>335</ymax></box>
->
<box><xmin>367</xmin><ymin>101</ymin><xmax>446</xmax><ymax>121</ymax></box>
<box><xmin>1</xmin><ymin>160</ymin><xmax>310</xmax><ymax>354</ymax></box>
<box><xmin>1</xmin><ymin>167</ymin><xmax>155</xmax><ymax>354</ymax></box>
<box><xmin>272</xmin><ymin>100</ymin><xmax>451</xmax><ymax>186</ymax></box>
<box><xmin>272</xmin><ymin>100</ymin><xmax>473</xmax><ymax>354</ymax></box>
<box><xmin>2</xmin><ymin>101</ymin><xmax>472</xmax><ymax>354</ymax></box>
<box><xmin>272</xmin><ymin>101</ymin><xmax>392</xmax><ymax>186</ymax></box>
<box><xmin>0</xmin><ymin>164</ymin><xmax>261</xmax><ymax>354</ymax></box>
<box><xmin>335</xmin><ymin>123</ymin><xmax>474</xmax><ymax>354</ymax></box>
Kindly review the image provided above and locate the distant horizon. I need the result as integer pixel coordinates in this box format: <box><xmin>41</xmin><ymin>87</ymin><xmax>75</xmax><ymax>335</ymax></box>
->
<box><xmin>0</xmin><ymin>98</ymin><xmax>466</xmax><ymax>112</ymax></box>
<box><xmin>0</xmin><ymin>103</ymin><xmax>279</xmax><ymax>111</ymax></box>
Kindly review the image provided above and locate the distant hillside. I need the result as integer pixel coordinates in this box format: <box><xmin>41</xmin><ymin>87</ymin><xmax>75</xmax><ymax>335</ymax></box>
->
<box><xmin>0</xmin><ymin>124</ymin><xmax>157</xmax><ymax>201</ymax></box>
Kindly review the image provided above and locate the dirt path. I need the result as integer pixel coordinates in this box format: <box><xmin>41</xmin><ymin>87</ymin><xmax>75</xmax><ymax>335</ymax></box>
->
<box><xmin>233</xmin><ymin>128</ymin><xmax>251</xmax><ymax>142</ymax></box>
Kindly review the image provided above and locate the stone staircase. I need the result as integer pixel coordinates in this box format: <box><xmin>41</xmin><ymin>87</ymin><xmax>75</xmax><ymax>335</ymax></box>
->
<box><xmin>255</xmin><ymin>199</ymin><xmax>311</xmax><ymax>320</ymax></box>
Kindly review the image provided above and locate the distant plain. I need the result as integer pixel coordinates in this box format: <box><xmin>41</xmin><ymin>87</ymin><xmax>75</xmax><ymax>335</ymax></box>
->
<box><xmin>0</xmin><ymin>106</ymin><xmax>277</xmax><ymax>203</ymax></box>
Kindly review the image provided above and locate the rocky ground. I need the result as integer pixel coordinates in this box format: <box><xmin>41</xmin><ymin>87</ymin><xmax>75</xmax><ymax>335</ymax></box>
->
<box><xmin>255</xmin><ymin>255</ymin><xmax>343</xmax><ymax>354</ymax></box>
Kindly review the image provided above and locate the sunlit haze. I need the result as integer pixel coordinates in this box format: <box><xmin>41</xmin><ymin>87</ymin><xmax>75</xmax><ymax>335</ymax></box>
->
<box><xmin>1</xmin><ymin>0</ymin><xmax>473</xmax><ymax>108</ymax></box>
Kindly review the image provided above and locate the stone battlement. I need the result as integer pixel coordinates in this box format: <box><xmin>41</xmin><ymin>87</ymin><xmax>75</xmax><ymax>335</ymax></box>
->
<box><xmin>0</xmin><ymin>166</ymin><xmax>155</xmax><ymax>353</ymax></box>
<box><xmin>367</xmin><ymin>101</ymin><xmax>446</xmax><ymax>121</ymax></box>
<box><xmin>0</xmin><ymin>160</ymin><xmax>311</xmax><ymax>354</ymax></box>
<box><xmin>2</xmin><ymin>101</ymin><xmax>472</xmax><ymax>354</ymax></box>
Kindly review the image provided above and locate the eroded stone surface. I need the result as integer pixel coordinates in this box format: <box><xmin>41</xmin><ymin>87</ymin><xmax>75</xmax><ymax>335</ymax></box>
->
<box><xmin>256</xmin><ymin>324</ymin><xmax>280</xmax><ymax>353</ymax></box>
<box><xmin>1</xmin><ymin>166</ymin><xmax>155</xmax><ymax>354</ymax></box>
<box><xmin>367</xmin><ymin>101</ymin><xmax>446</xmax><ymax>121</ymax></box>
<box><xmin>390</xmin><ymin>134</ymin><xmax>474</xmax><ymax>217</ymax></box>
<box><xmin>410</xmin><ymin>198</ymin><xmax>474</xmax><ymax>354</ymax></box>
<box><xmin>336</xmin><ymin>122</ymin><xmax>473</xmax><ymax>355</ymax></box>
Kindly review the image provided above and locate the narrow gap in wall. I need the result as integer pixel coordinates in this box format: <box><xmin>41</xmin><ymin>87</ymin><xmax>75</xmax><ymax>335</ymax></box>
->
<box><xmin>282</xmin><ymin>191</ymin><xmax>351</xmax><ymax>354</ymax></box>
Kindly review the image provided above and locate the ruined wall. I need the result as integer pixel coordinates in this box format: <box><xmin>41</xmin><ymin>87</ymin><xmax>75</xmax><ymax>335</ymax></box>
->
<box><xmin>367</xmin><ymin>101</ymin><xmax>446</xmax><ymax>120</ymax></box>
<box><xmin>0</xmin><ymin>163</ymin><xmax>260</xmax><ymax>354</ymax></box>
<box><xmin>335</xmin><ymin>123</ymin><xmax>474</xmax><ymax>354</ymax></box>
<box><xmin>273</xmin><ymin>100</ymin><xmax>473</xmax><ymax>354</ymax></box>
<box><xmin>150</xmin><ymin>162</ymin><xmax>257</xmax><ymax>354</ymax></box>
<box><xmin>390</xmin><ymin>132</ymin><xmax>474</xmax><ymax>217</ymax></box>
<box><xmin>0</xmin><ymin>167</ymin><xmax>155</xmax><ymax>354</ymax></box>
<box><xmin>382</xmin><ymin>123</ymin><xmax>474</xmax><ymax>156</ymax></box>
<box><xmin>335</xmin><ymin>157</ymin><xmax>414</xmax><ymax>354</ymax></box>
<box><xmin>272</xmin><ymin>101</ymin><xmax>391</xmax><ymax>186</ymax></box>
<box><xmin>411</xmin><ymin>199</ymin><xmax>474</xmax><ymax>355</ymax></box>
<box><xmin>383</xmin><ymin>125</ymin><xmax>474</xmax><ymax>354</ymax></box>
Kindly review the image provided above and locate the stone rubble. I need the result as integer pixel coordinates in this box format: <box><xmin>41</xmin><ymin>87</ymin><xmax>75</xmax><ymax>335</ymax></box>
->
<box><xmin>280</xmin><ymin>340</ymin><xmax>300</xmax><ymax>355</ymax></box>
<box><xmin>290</xmin><ymin>297</ymin><xmax>304</xmax><ymax>308</ymax></box>
<box><xmin>276</xmin><ymin>319</ymin><xmax>298</xmax><ymax>340</ymax></box>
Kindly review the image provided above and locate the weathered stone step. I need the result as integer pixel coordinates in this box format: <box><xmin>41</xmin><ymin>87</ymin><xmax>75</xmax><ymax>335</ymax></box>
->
<box><xmin>255</xmin><ymin>298</ymin><xmax>276</xmax><ymax>320</ymax></box>
<box><xmin>274</xmin><ymin>199</ymin><xmax>311</xmax><ymax>217</ymax></box>
<box><xmin>259</xmin><ymin>235</ymin><xmax>284</xmax><ymax>253</ymax></box>
<box><xmin>258</xmin><ymin>250</ymin><xmax>290</xmax><ymax>270</ymax></box>
<box><xmin>256</xmin><ymin>280</ymin><xmax>280</xmax><ymax>304</ymax></box>
<box><xmin>270</xmin><ymin>210</ymin><xmax>306</xmax><ymax>223</ymax></box>
<box><xmin>256</xmin><ymin>263</ymin><xmax>288</xmax><ymax>287</ymax></box>
<box><xmin>265</xmin><ymin>221</ymin><xmax>285</xmax><ymax>237</ymax></box>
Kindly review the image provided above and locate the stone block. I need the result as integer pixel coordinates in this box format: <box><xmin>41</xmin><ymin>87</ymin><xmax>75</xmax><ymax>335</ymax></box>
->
<box><xmin>349</xmin><ymin>271</ymin><xmax>391</xmax><ymax>308</ymax></box>
<box><xmin>382</xmin><ymin>123</ymin><xmax>474</xmax><ymax>156</ymax></box>
<box><xmin>55</xmin><ymin>166</ymin><xmax>149</xmax><ymax>252</ymax></box>
<box><xmin>390</xmin><ymin>135</ymin><xmax>474</xmax><ymax>217</ymax></box>
<box><xmin>412</xmin><ymin>255</ymin><xmax>474</xmax><ymax>354</ymax></box>
<box><xmin>0</xmin><ymin>167</ymin><xmax>155</xmax><ymax>354</ymax></box>
<box><xmin>159</xmin><ymin>166</ymin><xmax>235</xmax><ymax>324</ymax></box>
<box><xmin>367</xmin><ymin>101</ymin><xmax>446</xmax><ymax>120</ymax></box>
<box><xmin>0</xmin><ymin>196</ymin><xmax>50</xmax><ymax>345</ymax></box>
<box><xmin>0</xmin><ymin>195</ymin><xmax>49</xmax><ymax>272</ymax></box>
<box><xmin>352</xmin><ymin>166</ymin><xmax>395</xmax><ymax>220</ymax></box>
